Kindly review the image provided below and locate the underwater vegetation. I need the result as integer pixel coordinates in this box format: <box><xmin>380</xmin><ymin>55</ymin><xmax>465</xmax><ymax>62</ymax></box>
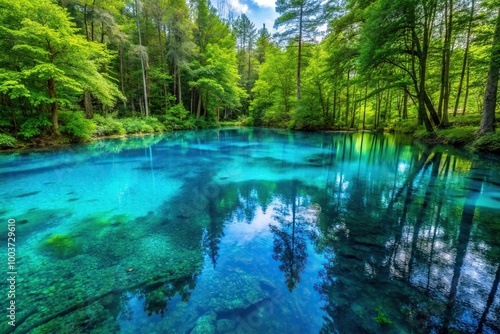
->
<box><xmin>374</xmin><ymin>305</ymin><xmax>393</xmax><ymax>326</ymax></box>
<box><xmin>41</xmin><ymin>234</ymin><xmax>79</xmax><ymax>258</ymax></box>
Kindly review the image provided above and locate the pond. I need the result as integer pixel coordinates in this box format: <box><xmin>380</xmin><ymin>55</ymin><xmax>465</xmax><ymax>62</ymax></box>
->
<box><xmin>1</xmin><ymin>128</ymin><xmax>499</xmax><ymax>333</ymax></box>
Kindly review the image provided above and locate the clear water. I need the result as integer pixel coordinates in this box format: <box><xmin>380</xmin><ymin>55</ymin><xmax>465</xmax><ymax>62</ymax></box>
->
<box><xmin>1</xmin><ymin>128</ymin><xmax>499</xmax><ymax>334</ymax></box>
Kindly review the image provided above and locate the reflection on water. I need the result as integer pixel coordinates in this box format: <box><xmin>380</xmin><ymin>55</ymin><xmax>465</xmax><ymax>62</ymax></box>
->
<box><xmin>1</xmin><ymin>128</ymin><xmax>499</xmax><ymax>333</ymax></box>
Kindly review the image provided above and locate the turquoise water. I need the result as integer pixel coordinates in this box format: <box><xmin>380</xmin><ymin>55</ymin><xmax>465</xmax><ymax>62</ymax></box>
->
<box><xmin>1</xmin><ymin>128</ymin><xmax>500</xmax><ymax>333</ymax></box>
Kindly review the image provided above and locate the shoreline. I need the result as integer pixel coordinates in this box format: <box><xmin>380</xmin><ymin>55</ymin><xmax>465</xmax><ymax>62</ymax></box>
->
<box><xmin>1</xmin><ymin>126</ymin><xmax>499</xmax><ymax>155</ymax></box>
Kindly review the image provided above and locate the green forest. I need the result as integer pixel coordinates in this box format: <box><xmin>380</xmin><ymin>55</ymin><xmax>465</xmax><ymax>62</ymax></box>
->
<box><xmin>0</xmin><ymin>0</ymin><xmax>499</xmax><ymax>152</ymax></box>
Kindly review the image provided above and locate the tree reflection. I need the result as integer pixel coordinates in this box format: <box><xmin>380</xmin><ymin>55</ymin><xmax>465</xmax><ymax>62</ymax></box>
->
<box><xmin>270</xmin><ymin>181</ymin><xmax>310</xmax><ymax>291</ymax></box>
<box><xmin>441</xmin><ymin>164</ymin><xmax>483</xmax><ymax>333</ymax></box>
<box><xmin>139</xmin><ymin>275</ymin><xmax>198</xmax><ymax>317</ymax></box>
<box><xmin>475</xmin><ymin>263</ymin><xmax>500</xmax><ymax>333</ymax></box>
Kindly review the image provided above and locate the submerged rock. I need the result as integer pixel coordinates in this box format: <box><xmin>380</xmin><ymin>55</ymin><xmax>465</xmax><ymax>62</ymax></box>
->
<box><xmin>216</xmin><ymin>318</ymin><xmax>236</xmax><ymax>333</ymax></box>
<box><xmin>191</xmin><ymin>312</ymin><xmax>216</xmax><ymax>334</ymax></box>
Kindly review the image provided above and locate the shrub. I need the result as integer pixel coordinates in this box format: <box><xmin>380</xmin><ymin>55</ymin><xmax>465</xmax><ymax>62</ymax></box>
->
<box><xmin>474</xmin><ymin>132</ymin><xmax>500</xmax><ymax>153</ymax></box>
<box><xmin>393</xmin><ymin>119</ymin><xmax>419</xmax><ymax>134</ymax></box>
<box><xmin>119</xmin><ymin>117</ymin><xmax>155</xmax><ymax>134</ymax></box>
<box><xmin>59</xmin><ymin>111</ymin><xmax>96</xmax><ymax>143</ymax></box>
<box><xmin>18</xmin><ymin>113</ymin><xmax>52</xmax><ymax>139</ymax></box>
<box><xmin>93</xmin><ymin>114</ymin><xmax>126</xmax><ymax>136</ymax></box>
<box><xmin>240</xmin><ymin>116</ymin><xmax>253</xmax><ymax>126</ymax></box>
<box><xmin>144</xmin><ymin>117</ymin><xmax>166</xmax><ymax>132</ymax></box>
<box><xmin>162</xmin><ymin>104</ymin><xmax>197</xmax><ymax>130</ymax></box>
<box><xmin>0</xmin><ymin>133</ymin><xmax>17</xmax><ymax>148</ymax></box>
<box><xmin>292</xmin><ymin>106</ymin><xmax>325</xmax><ymax>130</ymax></box>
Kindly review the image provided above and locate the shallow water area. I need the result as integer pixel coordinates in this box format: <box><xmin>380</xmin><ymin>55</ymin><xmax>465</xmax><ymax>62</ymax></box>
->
<box><xmin>1</xmin><ymin>128</ymin><xmax>499</xmax><ymax>333</ymax></box>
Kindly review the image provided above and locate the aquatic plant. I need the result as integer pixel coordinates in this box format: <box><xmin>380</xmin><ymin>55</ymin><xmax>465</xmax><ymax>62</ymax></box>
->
<box><xmin>42</xmin><ymin>234</ymin><xmax>78</xmax><ymax>258</ymax></box>
<box><xmin>374</xmin><ymin>305</ymin><xmax>393</xmax><ymax>326</ymax></box>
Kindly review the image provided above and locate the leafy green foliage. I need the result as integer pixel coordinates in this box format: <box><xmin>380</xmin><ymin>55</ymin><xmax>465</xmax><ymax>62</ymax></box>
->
<box><xmin>0</xmin><ymin>133</ymin><xmax>17</xmax><ymax>148</ymax></box>
<box><xmin>162</xmin><ymin>104</ymin><xmax>197</xmax><ymax>130</ymax></box>
<box><xmin>144</xmin><ymin>117</ymin><xmax>167</xmax><ymax>132</ymax></box>
<box><xmin>393</xmin><ymin>119</ymin><xmax>420</xmax><ymax>134</ymax></box>
<box><xmin>250</xmin><ymin>45</ymin><xmax>296</xmax><ymax>127</ymax></box>
<box><xmin>18</xmin><ymin>114</ymin><xmax>52</xmax><ymax>139</ymax></box>
<box><xmin>119</xmin><ymin>118</ymin><xmax>155</xmax><ymax>134</ymax></box>
<box><xmin>59</xmin><ymin>111</ymin><xmax>96</xmax><ymax>143</ymax></box>
<box><xmin>93</xmin><ymin>114</ymin><xmax>126</xmax><ymax>136</ymax></box>
<box><xmin>291</xmin><ymin>106</ymin><xmax>325</xmax><ymax>130</ymax></box>
<box><xmin>0</xmin><ymin>0</ymin><xmax>122</xmax><ymax>134</ymax></box>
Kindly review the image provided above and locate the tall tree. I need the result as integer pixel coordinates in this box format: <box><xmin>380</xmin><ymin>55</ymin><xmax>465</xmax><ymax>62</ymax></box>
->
<box><xmin>478</xmin><ymin>7</ymin><xmax>500</xmax><ymax>135</ymax></box>
<box><xmin>134</xmin><ymin>0</ymin><xmax>149</xmax><ymax>116</ymax></box>
<box><xmin>165</xmin><ymin>0</ymin><xmax>194</xmax><ymax>106</ymax></box>
<box><xmin>453</xmin><ymin>0</ymin><xmax>476</xmax><ymax>116</ymax></box>
<box><xmin>274</xmin><ymin>0</ymin><xmax>322</xmax><ymax>100</ymax></box>
<box><xmin>255</xmin><ymin>23</ymin><xmax>271</xmax><ymax>64</ymax></box>
<box><xmin>0</xmin><ymin>0</ymin><xmax>122</xmax><ymax>134</ymax></box>
<box><xmin>233</xmin><ymin>14</ymin><xmax>257</xmax><ymax>108</ymax></box>
<box><xmin>359</xmin><ymin>0</ymin><xmax>439</xmax><ymax>133</ymax></box>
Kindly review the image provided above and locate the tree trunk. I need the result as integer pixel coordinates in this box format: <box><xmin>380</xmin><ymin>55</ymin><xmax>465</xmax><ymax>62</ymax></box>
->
<box><xmin>297</xmin><ymin>4</ymin><xmax>303</xmax><ymax>101</ymax></box>
<box><xmin>350</xmin><ymin>79</ymin><xmax>356</xmax><ymax>128</ymax></box>
<box><xmin>48</xmin><ymin>77</ymin><xmax>59</xmax><ymax>135</ymax></box>
<box><xmin>84</xmin><ymin>90</ymin><xmax>93</xmax><ymax>118</ymax></box>
<box><xmin>439</xmin><ymin>0</ymin><xmax>453</xmax><ymax>128</ymax></box>
<box><xmin>101</xmin><ymin>21</ymin><xmax>105</xmax><ymax>44</ymax></box>
<box><xmin>478</xmin><ymin>8</ymin><xmax>500</xmax><ymax>135</ymax></box>
<box><xmin>454</xmin><ymin>0</ymin><xmax>474</xmax><ymax>116</ymax></box>
<box><xmin>83</xmin><ymin>5</ymin><xmax>89</xmax><ymax>41</ymax></box>
<box><xmin>318</xmin><ymin>82</ymin><xmax>325</xmax><ymax>118</ymax></box>
<box><xmin>119</xmin><ymin>42</ymin><xmax>127</xmax><ymax>110</ymax></box>
<box><xmin>383</xmin><ymin>89</ymin><xmax>390</xmax><ymax>122</ymax></box>
<box><xmin>197</xmin><ymin>92</ymin><xmax>202</xmax><ymax>118</ymax></box>
<box><xmin>362</xmin><ymin>84</ymin><xmax>368</xmax><ymax>129</ymax></box>
<box><xmin>345</xmin><ymin>71</ymin><xmax>350</xmax><ymax>127</ymax></box>
<box><xmin>412</xmin><ymin>19</ymin><xmax>436</xmax><ymax>131</ymax></box>
<box><xmin>135</xmin><ymin>0</ymin><xmax>149</xmax><ymax>117</ymax></box>
<box><xmin>332</xmin><ymin>89</ymin><xmax>336</xmax><ymax>126</ymax></box>
<box><xmin>178</xmin><ymin>68</ymin><xmax>182</xmax><ymax>104</ymax></box>
<box><xmin>403</xmin><ymin>88</ymin><xmax>408</xmax><ymax>119</ymax></box>
<box><xmin>462</xmin><ymin>60</ymin><xmax>470</xmax><ymax>115</ymax></box>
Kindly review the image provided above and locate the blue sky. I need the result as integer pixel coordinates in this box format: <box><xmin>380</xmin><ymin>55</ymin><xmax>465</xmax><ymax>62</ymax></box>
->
<box><xmin>211</xmin><ymin>0</ymin><xmax>279</xmax><ymax>33</ymax></box>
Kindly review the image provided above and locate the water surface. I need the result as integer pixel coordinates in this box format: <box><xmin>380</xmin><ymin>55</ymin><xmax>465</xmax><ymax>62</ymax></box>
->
<box><xmin>1</xmin><ymin>128</ymin><xmax>499</xmax><ymax>333</ymax></box>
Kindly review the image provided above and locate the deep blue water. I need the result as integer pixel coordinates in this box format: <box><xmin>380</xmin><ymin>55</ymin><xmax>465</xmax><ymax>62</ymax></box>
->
<box><xmin>0</xmin><ymin>128</ymin><xmax>499</xmax><ymax>333</ymax></box>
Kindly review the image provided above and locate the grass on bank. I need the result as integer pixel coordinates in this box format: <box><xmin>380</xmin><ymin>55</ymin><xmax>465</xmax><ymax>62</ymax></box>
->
<box><xmin>395</xmin><ymin>113</ymin><xmax>500</xmax><ymax>153</ymax></box>
<box><xmin>0</xmin><ymin>105</ymin><xmax>227</xmax><ymax>149</ymax></box>
<box><xmin>1</xmin><ymin>110</ymin><xmax>499</xmax><ymax>154</ymax></box>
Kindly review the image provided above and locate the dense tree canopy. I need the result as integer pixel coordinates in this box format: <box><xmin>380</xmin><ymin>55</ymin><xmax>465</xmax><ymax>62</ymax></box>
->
<box><xmin>0</xmin><ymin>0</ymin><xmax>499</xmax><ymax>149</ymax></box>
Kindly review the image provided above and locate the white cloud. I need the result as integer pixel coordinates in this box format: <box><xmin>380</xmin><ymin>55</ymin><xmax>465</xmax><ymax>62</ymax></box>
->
<box><xmin>252</xmin><ymin>0</ymin><xmax>275</xmax><ymax>8</ymax></box>
<box><xmin>229</xmin><ymin>0</ymin><xmax>249</xmax><ymax>13</ymax></box>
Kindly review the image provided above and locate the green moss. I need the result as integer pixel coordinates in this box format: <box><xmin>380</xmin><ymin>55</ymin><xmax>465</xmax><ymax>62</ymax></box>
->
<box><xmin>449</xmin><ymin>113</ymin><xmax>482</xmax><ymax>127</ymax></box>
<box><xmin>42</xmin><ymin>234</ymin><xmax>79</xmax><ymax>258</ymax></box>
<box><xmin>473</xmin><ymin>132</ymin><xmax>500</xmax><ymax>153</ymax></box>
<box><xmin>437</xmin><ymin>126</ymin><xmax>477</xmax><ymax>145</ymax></box>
